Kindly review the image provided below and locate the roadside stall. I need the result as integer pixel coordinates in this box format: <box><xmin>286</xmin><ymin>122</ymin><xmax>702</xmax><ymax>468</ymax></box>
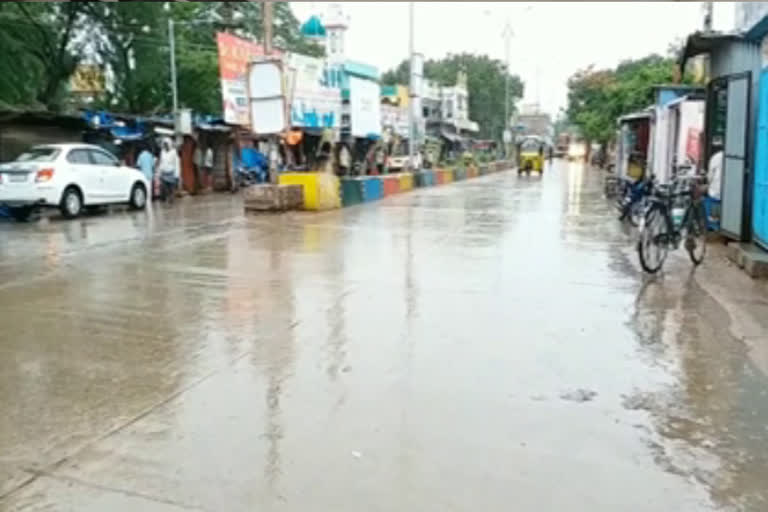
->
<box><xmin>615</xmin><ymin>110</ymin><xmax>653</xmax><ymax>182</ymax></box>
<box><xmin>681</xmin><ymin>31</ymin><xmax>761</xmax><ymax>242</ymax></box>
<box><xmin>648</xmin><ymin>86</ymin><xmax>706</xmax><ymax>184</ymax></box>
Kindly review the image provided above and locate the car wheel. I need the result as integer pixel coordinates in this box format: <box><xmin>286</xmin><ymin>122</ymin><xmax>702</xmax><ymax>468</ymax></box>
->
<box><xmin>129</xmin><ymin>183</ymin><xmax>147</xmax><ymax>210</ymax></box>
<box><xmin>9</xmin><ymin>206</ymin><xmax>34</xmax><ymax>222</ymax></box>
<box><xmin>60</xmin><ymin>186</ymin><xmax>82</xmax><ymax>219</ymax></box>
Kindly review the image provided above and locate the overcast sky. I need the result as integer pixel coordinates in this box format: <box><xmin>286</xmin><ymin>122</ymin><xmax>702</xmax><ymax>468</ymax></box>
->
<box><xmin>291</xmin><ymin>2</ymin><xmax>737</xmax><ymax>115</ymax></box>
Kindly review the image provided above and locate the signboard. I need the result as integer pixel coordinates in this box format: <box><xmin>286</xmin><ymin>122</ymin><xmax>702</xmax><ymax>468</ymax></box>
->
<box><xmin>70</xmin><ymin>65</ymin><xmax>104</xmax><ymax>93</ymax></box>
<box><xmin>349</xmin><ymin>76</ymin><xmax>381</xmax><ymax>138</ymax></box>
<box><xmin>686</xmin><ymin>127</ymin><xmax>702</xmax><ymax>165</ymax></box>
<box><xmin>285</xmin><ymin>53</ymin><xmax>342</xmax><ymax>129</ymax></box>
<box><xmin>248</xmin><ymin>59</ymin><xmax>286</xmax><ymax>134</ymax></box>
<box><xmin>216</xmin><ymin>33</ymin><xmax>281</xmax><ymax>125</ymax></box>
<box><xmin>381</xmin><ymin>104</ymin><xmax>409</xmax><ymax>137</ymax></box>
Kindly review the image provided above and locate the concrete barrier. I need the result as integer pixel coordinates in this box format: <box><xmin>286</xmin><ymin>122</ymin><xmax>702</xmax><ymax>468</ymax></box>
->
<box><xmin>341</xmin><ymin>176</ymin><xmax>385</xmax><ymax>206</ymax></box>
<box><xmin>398</xmin><ymin>173</ymin><xmax>414</xmax><ymax>192</ymax></box>
<box><xmin>381</xmin><ymin>175</ymin><xmax>400</xmax><ymax>196</ymax></box>
<box><xmin>278</xmin><ymin>172</ymin><xmax>341</xmax><ymax>210</ymax></box>
<box><xmin>361</xmin><ymin>176</ymin><xmax>384</xmax><ymax>202</ymax></box>
<box><xmin>341</xmin><ymin>178</ymin><xmax>363</xmax><ymax>207</ymax></box>
<box><xmin>414</xmin><ymin>169</ymin><xmax>435</xmax><ymax>187</ymax></box>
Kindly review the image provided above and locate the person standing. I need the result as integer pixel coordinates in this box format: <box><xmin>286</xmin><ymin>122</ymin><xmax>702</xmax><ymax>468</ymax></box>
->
<box><xmin>338</xmin><ymin>143</ymin><xmax>351</xmax><ymax>176</ymax></box>
<box><xmin>157</xmin><ymin>139</ymin><xmax>179</xmax><ymax>204</ymax></box>
<box><xmin>203</xmin><ymin>145</ymin><xmax>214</xmax><ymax>191</ymax></box>
<box><xmin>136</xmin><ymin>144</ymin><xmax>156</xmax><ymax>201</ymax></box>
<box><xmin>193</xmin><ymin>140</ymin><xmax>203</xmax><ymax>193</ymax></box>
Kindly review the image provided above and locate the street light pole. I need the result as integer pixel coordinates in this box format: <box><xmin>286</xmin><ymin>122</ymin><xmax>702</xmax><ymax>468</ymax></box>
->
<box><xmin>263</xmin><ymin>1</ymin><xmax>273</xmax><ymax>55</ymax></box>
<box><xmin>502</xmin><ymin>21</ymin><xmax>513</xmax><ymax>157</ymax></box>
<box><xmin>408</xmin><ymin>2</ymin><xmax>415</xmax><ymax>170</ymax></box>
<box><xmin>168</xmin><ymin>18</ymin><xmax>178</xmax><ymax>116</ymax></box>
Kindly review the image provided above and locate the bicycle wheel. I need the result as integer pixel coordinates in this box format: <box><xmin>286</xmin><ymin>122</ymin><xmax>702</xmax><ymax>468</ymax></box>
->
<box><xmin>637</xmin><ymin>204</ymin><xmax>669</xmax><ymax>274</ymax></box>
<box><xmin>685</xmin><ymin>202</ymin><xmax>707</xmax><ymax>266</ymax></box>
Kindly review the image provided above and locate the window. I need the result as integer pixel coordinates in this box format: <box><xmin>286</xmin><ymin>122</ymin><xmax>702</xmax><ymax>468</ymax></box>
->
<box><xmin>66</xmin><ymin>149</ymin><xmax>91</xmax><ymax>164</ymax></box>
<box><xmin>17</xmin><ymin>147</ymin><xmax>60</xmax><ymax>162</ymax></box>
<box><xmin>446</xmin><ymin>100</ymin><xmax>454</xmax><ymax>119</ymax></box>
<box><xmin>423</xmin><ymin>107</ymin><xmax>429</xmax><ymax>118</ymax></box>
<box><xmin>89</xmin><ymin>149</ymin><xmax>118</xmax><ymax>166</ymax></box>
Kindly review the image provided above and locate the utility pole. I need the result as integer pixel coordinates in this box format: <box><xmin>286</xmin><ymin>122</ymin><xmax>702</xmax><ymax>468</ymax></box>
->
<box><xmin>408</xmin><ymin>1</ymin><xmax>415</xmax><ymax>170</ymax></box>
<box><xmin>263</xmin><ymin>1</ymin><xmax>274</xmax><ymax>55</ymax></box>
<box><xmin>703</xmin><ymin>1</ymin><xmax>713</xmax><ymax>31</ymax></box>
<box><xmin>502</xmin><ymin>20</ymin><xmax>513</xmax><ymax>157</ymax></box>
<box><xmin>168</xmin><ymin>19</ymin><xmax>178</xmax><ymax>117</ymax></box>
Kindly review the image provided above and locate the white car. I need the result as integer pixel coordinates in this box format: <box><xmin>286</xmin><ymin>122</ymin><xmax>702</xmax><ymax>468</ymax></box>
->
<box><xmin>387</xmin><ymin>155</ymin><xmax>410</xmax><ymax>171</ymax></box>
<box><xmin>0</xmin><ymin>143</ymin><xmax>150</xmax><ymax>221</ymax></box>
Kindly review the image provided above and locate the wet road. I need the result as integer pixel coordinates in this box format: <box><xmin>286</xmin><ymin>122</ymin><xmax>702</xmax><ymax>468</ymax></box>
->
<box><xmin>2</xmin><ymin>161</ymin><xmax>768</xmax><ymax>511</ymax></box>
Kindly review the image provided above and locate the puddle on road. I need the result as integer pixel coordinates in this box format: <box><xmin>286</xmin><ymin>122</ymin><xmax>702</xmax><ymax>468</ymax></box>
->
<box><xmin>621</xmin><ymin>257</ymin><xmax>768</xmax><ymax>511</ymax></box>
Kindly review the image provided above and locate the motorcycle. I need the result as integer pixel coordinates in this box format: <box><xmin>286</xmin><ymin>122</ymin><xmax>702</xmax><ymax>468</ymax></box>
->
<box><xmin>617</xmin><ymin>175</ymin><xmax>655</xmax><ymax>227</ymax></box>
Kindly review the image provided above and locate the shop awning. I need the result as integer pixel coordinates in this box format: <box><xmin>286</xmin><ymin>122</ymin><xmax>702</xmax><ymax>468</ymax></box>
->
<box><xmin>618</xmin><ymin>109</ymin><xmax>653</xmax><ymax>124</ymax></box>
<box><xmin>679</xmin><ymin>31</ymin><xmax>747</xmax><ymax>72</ymax></box>
<box><xmin>441</xmin><ymin>131</ymin><xmax>462</xmax><ymax>142</ymax></box>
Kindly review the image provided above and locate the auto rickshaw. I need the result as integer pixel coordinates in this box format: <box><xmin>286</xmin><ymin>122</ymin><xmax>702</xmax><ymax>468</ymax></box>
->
<box><xmin>517</xmin><ymin>136</ymin><xmax>545</xmax><ymax>175</ymax></box>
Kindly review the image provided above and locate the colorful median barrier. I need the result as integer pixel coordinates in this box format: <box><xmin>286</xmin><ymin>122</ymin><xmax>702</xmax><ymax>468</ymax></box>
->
<box><xmin>398</xmin><ymin>173</ymin><xmax>414</xmax><ymax>192</ymax></box>
<box><xmin>341</xmin><ymin>176</ymin><xmax>384</xmax><ymax>206</ymax></box>
<box><xmin>381</xmin><ymin>175</ymin><xmax>400</xmax><ymax>196</ymax></box>
<box><xmin>254</xmin><ymin>161</ymin><xmax>510</xmax><ymax>214</ymax></box>
<box><xmin>278</xmin><ymin>172</ymin><xmax>341</xmax><ymax>210</ymax></box>
<box><xmin>414</xmin><ymin>169</ymin><xmax>436</xmax><ymax>187</ymax></box>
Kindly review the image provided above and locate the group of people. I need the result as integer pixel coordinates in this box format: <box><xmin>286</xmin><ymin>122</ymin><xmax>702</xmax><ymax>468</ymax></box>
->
<box><xmin>134</xmin><ymin>139</ymin><xmax>214</xmax><ymax>204</ymax></box>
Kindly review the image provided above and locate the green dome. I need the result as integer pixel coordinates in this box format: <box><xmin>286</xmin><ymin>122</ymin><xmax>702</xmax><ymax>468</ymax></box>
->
<box><xmin>301</xmin><ymin>16</ymin><xmax>326</xmax><ymax>37</ymax></box>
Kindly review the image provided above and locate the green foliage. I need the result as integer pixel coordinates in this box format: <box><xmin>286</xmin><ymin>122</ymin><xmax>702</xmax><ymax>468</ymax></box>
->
<box><xmin>382</xmin><ymin>54</ymin><xmax>524</xmax><ymax>140</ymax></box>
<box><xmin>0</xmin><ymin>2</ymin><xmax>91</xmax><ymax>110</ymax></box>
<box><xmin>0</xmin><ymin>2</ymin><xmax>322</xmax><ymax>114</ymax></box>
<box><xmin>87</xmin><ymin>1</ymin><xmax>170</xmax><ymax>113</ymax></box>
<box><xmin>566</xmin><ymin>54</ymin><xmax>679</xmax><ymax>144</ymax></box>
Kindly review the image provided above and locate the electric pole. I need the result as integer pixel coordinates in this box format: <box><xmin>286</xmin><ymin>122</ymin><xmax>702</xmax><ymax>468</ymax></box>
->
<box><xmin>263</xmin><ymin>1</ymin><xmax>274</xmax><ymax>55</ymax></box>
<box><xmin>502</xmin><ymin>21</ymin><xmax>513</xmax><ymax>156</ymax></box>
<box><xmin>408</xmin><ymin>2</ymin><xmax>415</xmax><ymax>170</ymax></box>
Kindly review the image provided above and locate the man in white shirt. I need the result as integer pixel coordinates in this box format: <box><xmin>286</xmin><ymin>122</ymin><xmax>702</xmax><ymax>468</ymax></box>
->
<box><xmin>707</xmin><ymin>149</ymin><xmax>723</xmax><ymax>200</ymax></box>
<box><xmin>157</xmin><ymin>139</ymin><xmax>180</xmax><ymax>204</ymax></box>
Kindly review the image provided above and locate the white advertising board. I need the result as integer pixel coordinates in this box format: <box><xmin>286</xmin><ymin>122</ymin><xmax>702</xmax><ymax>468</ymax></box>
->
<box><xmin>285</xmin><ymin>53</ymin><xmax>342</xmax><ymax>129</ymax></box>
<box><xmin>349</xmin><ymin>76</ymin><xmax>381</xmax><ymax>138</ymax></box>
<box><xmin>247</xmin><ymin>59</ymin><xmax>286</xmax><ymax>134</ymax></box>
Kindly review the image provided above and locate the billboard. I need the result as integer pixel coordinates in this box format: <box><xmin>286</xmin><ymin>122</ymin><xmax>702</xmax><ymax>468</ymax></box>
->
<box><xmin>285</xmin><ymin>53</ymin><xmax>342</xmax><ymax>129</ymax></box>
<box><xmin>349</xmin><ymin>76</ymin><xmax>381</xmax><ymax>138</ymax></box>
<box><xmin>248</xmin><ymin>59</ymin><xmax>286</xmax><ymax>135</ymax></box>
<box><xmin>216</xmin><ymin>33</ymin><xmax>281</xmax><ymax>125</ymax></box>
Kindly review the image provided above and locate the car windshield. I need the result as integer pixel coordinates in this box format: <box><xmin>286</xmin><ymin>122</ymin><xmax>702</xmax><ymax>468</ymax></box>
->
<box><xmin>15</xmin><ymin>147</ymin><xmax>60</xmax><ymax>162</ymax></box>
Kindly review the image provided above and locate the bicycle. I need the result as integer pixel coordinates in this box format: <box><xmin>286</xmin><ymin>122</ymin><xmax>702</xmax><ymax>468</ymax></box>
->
<box><xmin>636</xmin><ymin>176</ymin><xmax>707</xmax><ymax>274</ymax></box>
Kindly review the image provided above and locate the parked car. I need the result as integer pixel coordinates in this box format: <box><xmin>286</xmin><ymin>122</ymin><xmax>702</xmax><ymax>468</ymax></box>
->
<box><xmin>387</xmin><ymin>154</ymin><xmax>410</xmax><ymax>171</ymax></box>
<box><xmin>0</xmin><ymin>143</ymin><xmax>150</xmax><ymax>221</ymax></box>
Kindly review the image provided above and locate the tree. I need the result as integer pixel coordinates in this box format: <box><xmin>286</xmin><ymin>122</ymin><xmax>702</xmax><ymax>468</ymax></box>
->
<box><xmin>565</xmin><ymin>53</ymin><xmax>679</xmax><ymax>150</ymax></box>
<box><xmin>0</xmin><ymin>2</ymin><xmax>91</xmax><ymax>110</ymax></box>
<box><xmin>86</xmin><ymin>1</ymin><xmax>323</xmax><ymax>115</ymax></box>
<box><xmin>382</xmin><ymin>54</ymin><xmax>524</xmax><ymax>140</ymax></box>
<box><xmin>87</xmin><ymin>1</ymin><xmax>171</xmax><ymax>113</ymax></box>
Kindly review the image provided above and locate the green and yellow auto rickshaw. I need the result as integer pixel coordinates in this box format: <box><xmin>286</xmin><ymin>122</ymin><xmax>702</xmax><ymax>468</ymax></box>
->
<box><xmin>517</xmin><ymin>136</ymin><xmax>545</xmax><ymax>175</ymax></box>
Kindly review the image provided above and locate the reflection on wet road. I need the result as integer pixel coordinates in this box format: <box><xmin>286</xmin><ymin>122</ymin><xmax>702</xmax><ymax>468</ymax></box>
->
<box><xmin>2</xmin><ymin>161</ymin><xmax>768</xmax><ymax>511</ymax></box>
